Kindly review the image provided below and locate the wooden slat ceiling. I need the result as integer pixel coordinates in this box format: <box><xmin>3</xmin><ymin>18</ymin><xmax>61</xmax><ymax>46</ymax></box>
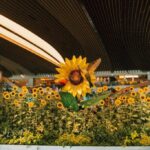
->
<box><xmin>82</xmin><ymin>0</ymin><xmax>150</xmax><ymax>70</ymax></box>
<box><xmin>0</xmin><ymin>38</ymin><xmax>56</xmax><ymax>74</ymax></box>
<box><xmin>1</xmin><ymin>0</ymin><xmax>150</xmax><ymax>76</ymax></box>
<box><xmin>37</xmin><ymin>0</ymin><xmax>111</xmax><ymax>69</ymax></box>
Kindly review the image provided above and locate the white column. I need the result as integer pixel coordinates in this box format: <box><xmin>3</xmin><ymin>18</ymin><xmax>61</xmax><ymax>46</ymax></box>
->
<box><xmin>27</xmin><ymin>78</ymin><xmax>34</xmax><ymax>87</ymax></box>
<box><xmin>148</xmin><ymin>72</ymin><xmax>150</xmax><ymax>80</ymax></box>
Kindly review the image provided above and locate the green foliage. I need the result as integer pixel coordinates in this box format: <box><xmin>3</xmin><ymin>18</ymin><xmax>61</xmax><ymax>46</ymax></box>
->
<box><xmin>80</xmin><ymin>92</ymin><xmax>110</xmax><ymax>107</ymax></box>
<box><xmin>60</xmin><ymin>92</ymin><xmax>79</xmax><ymax>111</ymax></box>
<box><xmin>0</xmin><ymin>87</ymin><xmax>150</xmax><ymax>146</ymax></box>
<box><xmin>54</xmin><ymin>133</ymin><xmax>91</xmax><ymax>146</ymax></box>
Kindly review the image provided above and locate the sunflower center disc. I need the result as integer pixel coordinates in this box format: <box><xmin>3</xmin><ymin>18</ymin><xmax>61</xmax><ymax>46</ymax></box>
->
<box><xmin>69</xmin><ymin>70</ymin><xmax>83</xmax><ymax>85</ymax></box>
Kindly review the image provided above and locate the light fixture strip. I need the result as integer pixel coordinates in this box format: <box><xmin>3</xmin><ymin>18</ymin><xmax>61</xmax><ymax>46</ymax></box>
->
<box><xmin>0</xmin><ymin>27</ymin><xmax>60</xmax><ymax>66</ymax></box>
<box><xmin>1</xmin><ymin>25</ymin><xmax>60</xmax><ymax>64</ymax></box>
<box><xmin>0</xmin><ymin>15</ymin><xmax>64</xmax><ymax>63</ymax></box>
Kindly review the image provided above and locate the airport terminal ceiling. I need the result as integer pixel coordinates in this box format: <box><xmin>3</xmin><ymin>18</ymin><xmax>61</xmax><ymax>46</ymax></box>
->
<box><xmin>1</xmin><ymin>0</ymin><xmax>150</xmax><ymax>76</ymax></box>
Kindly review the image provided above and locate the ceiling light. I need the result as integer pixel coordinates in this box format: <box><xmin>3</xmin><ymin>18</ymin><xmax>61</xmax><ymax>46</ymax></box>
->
<box><xmin>0</xmin><ymin>27</ymin><xmax>60</xmax><ymax>66</ymax></box>
<box><xmin>119</xmin><ymin>75</ymin><xmax>139</xmax><ymax>79</ymax></box>
<box><xmin>0</xmin><ymin>15</ymin><xmax>64</xmax><ymax>65</ymax></box>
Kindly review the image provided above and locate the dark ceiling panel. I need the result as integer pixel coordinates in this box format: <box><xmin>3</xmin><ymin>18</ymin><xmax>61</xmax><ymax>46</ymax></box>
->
<box><xmin>1</xmin><ymin>0</ymin><xmax>150</xmax><ymax>74</ymax></box>
<box><xmin>0</xmin><ymin>64</ymin><xmax>12</xmax><ymax>77</ymax></box>
<box><xmin>82</xmin><ymin>0</ymin><xmax>150</xmax><ymax>70</ymax></box>
<box><xmin>37</xmin><ymin>0</ymin><xmax>111</xmax><ymax>70</ymax></box>
<box><xmin>1</xmin><ymin>0</ymin><xmax>83</xmax><ymax>60</ymax></box>
<box><xmin>0</xmin><ymin>38</ymin><xmax>56</xmax><ymax>74</ymax></box>
<box><xmin>1</xmin><ymin>0</ymin><xmax>112</xmax><ymax>71</ymax></box>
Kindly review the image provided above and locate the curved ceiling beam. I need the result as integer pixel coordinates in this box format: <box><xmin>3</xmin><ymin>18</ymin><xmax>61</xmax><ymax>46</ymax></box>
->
<box><xmin>0</xmin><ymin>27</ymin><xmax>60</xmax><ymax>66</ymax></box>
<box><xmin>0</xmin><ymin>55</ymin><xmax>32</xmax><ymax>75</ymax></box>
<box><xmin>38</xmin><ymin>0</ymin><xmax>111</xmax><ymax>70</ymax></box>
<box><xmin>0</xmin><ymin>15</ymin><xmax>64</xmax><ymax>66</ymax></box>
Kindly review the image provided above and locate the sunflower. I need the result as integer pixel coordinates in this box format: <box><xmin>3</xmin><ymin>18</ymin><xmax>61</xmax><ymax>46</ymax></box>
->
<box><xmin>115</xmin><ymin>99</ymin><xmax>121</xmax><ymax>107</ymax></box>
<box><xmin>22</xmin><ymin>86</ymin><xmax>27</xmax><ymax>90</ymax></box>
<box><xmin>97</xmin><ymin>87</ymin><xmax>103</xmax><ymax>93</ymax></box>
<box><xmin>46</xmin><ymin>94</ymin><xmax>52</xmax><ymax>100</ymax></box>
<box><xmin>146</xmin><ymin>97</ymin><xmax>150</xmax><ymax>102</ymax></box>
<box><xmin>103</xmin><ymin>85</ymin><xmax>108</xmax><ymax>91</ymax></box>
<box><xmin>124</xmin><ymin>88</ymin><xmax>129</xmax><ymax>93</ymax></box>
<box><xmin>99</xmin><ymin>100</ymin><xmax>105</xmax><ymax>106</ymax></box>
<box><xmin>129</xmin><ymin>86</ymin><xmax>134</xmax><ymax>91</ymax></box>
<box><xmin>143</xmin><ymin>87</ymin><xmax>148</xmax><ymax>92</ymax></box>
<box><xmin>140</xmin><ymin>94</ymin><xmax>146</xmax><ymax>102</ymax></box>
<box><xmin>46</xmin><ymin>87</ymin><xmax>51</xmax><ymax>92</ymax></box>
<box><xmin>40</xmin><ymin>99</ymin><xmax>47</xmax><ymax>106</ymax></box>
<box><xmin>138</xmin><ymin>88</ymin><xmax>144</xmax><ymax>94</ymax></box>
<box><xmin>3</xmin><ymin>91</ymin><xmax>9</xmax><ymax>97</ymax></box>
<box><xmin>32</xmin><ymin>93</ymin><xmax>38</xmax><ymax>98</ymax></box>
<box><xmin>39</xmin><ymin>90</ymin><xmax>44</xmax><ymax>96</ymax></box>
<box><xmin>22</xmin><ymin>88</ymin><xmax>28</xmax><ymax>94</ymax></box>
<box><xmin>12</xmin><ymin>86</ymin><xmax>18</xmax><ymax>91</ymax></box>
<box><xmin>127</xmin><ymin>98</ymin><xmax>135</xmax><ymax>105</ymax></box>
<box><xmin>10</xmin><ymin>91</ymin><xmax>16</xmax><ymax>97</ymax></box>
<box><xmin>121</xmin><ymin>96</ymin><xmax>127</xmax><ymax>102</ymax></box>
<box><xmin>57</xmin><ymin>102</ymin><xmax>64</xmax><ymax>109</ymax></box>
<box><xmin>18</xmin><ymin>92</ymin><xmax>24</xmax><ymax>98</ymax></box>
<box><xmin>32</xmin><ymin>88</ymin><xmax>37</xmax><ymax>93</ymax></box>
<box><xmin>50</xmin><ymin>91</ymin><xmax>56</xmax><ymax>97</ymax></box>
<box><xmin>13</xmin><ymin>99</ymin><xmax>20</xmax><ymax>107</ymax></box>
<box><xmin>115</xmin><ymin>86</ymin><xmax>121</xmax><ymax>91</ymax></box>
<box><xmin>28</xmin><ymin>102</ymin><xmax>34</xmax><ymax>108</ymax></box>
<box><xmin>55</xmin><ymin>56</ymin><xmax>95</xmax><ymax>97</ymax></box>
<box><xmin>130</xmin><ymin>91</ymin><xmax>136</xmax><ymax>97</ymax></box>
<box><xmin>38</xmin><ymin>87</ymin><xmax>43</xmax><ymax>91</ymax></box>
<box><xmin>54</xmin><ymin>94</ymin><xmax>61</xmax><ymax>100</ymax></box>
<box><xmin>3</xmin><ymin>93</ymin><xmax>10</xmax><ymax>99</ymax></box>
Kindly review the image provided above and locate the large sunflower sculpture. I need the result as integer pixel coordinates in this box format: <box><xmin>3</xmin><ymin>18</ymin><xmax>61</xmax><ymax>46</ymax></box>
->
<box><xmin>55</xmin><ymin>56</ymin><xmax>101</xmax><ymax>97</ymax></box>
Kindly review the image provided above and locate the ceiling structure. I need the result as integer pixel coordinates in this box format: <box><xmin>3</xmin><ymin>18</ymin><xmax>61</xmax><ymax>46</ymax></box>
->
<box><xmin>0</xmin><ymin>38</ymin><xmax>56</xmax><ymax>73</ymax></box>
<box><xmin>0</xmin><ymin>55</ymin><xmax>32</xmax><ymax>75</ymax></box>
<box><xmin>82</xmin><ymin>0</ymin><xmax>150</xmax><ymax>70</ymax></box>
<box><xmin>1</xmin><ymin>0</ymin><xmax>150</xmax><ymax>76</ymax></box>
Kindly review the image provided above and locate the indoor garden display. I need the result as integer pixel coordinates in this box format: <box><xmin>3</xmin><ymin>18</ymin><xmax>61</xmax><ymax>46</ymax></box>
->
<box><xmin>0</xmin><ymin>56</ymin><xmax>150</xmax><ymax>146</ymax></box>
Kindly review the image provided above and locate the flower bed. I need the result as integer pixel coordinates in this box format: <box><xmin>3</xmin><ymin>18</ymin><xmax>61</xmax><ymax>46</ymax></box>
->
<box><xmin>0</xmin><ymin>85</ymin><xmax>150</xmax><ymax>146</ymax></box>
<box><xmin>0</xmin><ymin>56</ymin><xmax>150</xmax><ymax>146</ymax></box>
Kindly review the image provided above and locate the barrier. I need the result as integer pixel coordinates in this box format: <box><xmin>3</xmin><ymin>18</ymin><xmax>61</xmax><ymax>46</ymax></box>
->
<box><xmin>0</xmin><ymin>145</ymin><xmax>149</xmax><ymax>150</ymax></box>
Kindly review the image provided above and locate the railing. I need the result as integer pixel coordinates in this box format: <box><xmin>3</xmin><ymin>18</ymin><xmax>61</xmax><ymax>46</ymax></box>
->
<box><xmin>0</xmin><ymin>145</ymin><xmax>149</xmax><ymax>150</ymax></box>
<box><xmin>8</xmin><ymin>70</ymin><xmax>150</xmax><ymax>80</ymax></box>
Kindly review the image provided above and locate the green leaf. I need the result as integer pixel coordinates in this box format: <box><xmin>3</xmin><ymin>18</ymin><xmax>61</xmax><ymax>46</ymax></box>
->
<box><xmin>80</xmin><ymin>92</ymin><xmax>111</xmax><ymax>107</ymax></box>
<box><xmin>59</xmin><ymin>92</ymin><xmax>79</xmax><ymax>111</ymax></box>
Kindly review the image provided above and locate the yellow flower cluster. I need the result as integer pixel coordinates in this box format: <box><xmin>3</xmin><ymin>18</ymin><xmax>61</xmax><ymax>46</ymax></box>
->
<box><xmin>124</xmin><ymin>131</ymin><xmax>150</xmax><ymax>146</ymax></box>
<box><xmin>131</xmin><ymin>130</ymin><xmax>138</xmax><ymax>140</ymax></box>
<box><xmin>2</xmin><ymin>85</ymin><xmax>150</xmax><ymax>111</ymax></box>
<box><xmin>140</xmin><ymin>134</ymin><xmax>150</xmax><ymax>145</ymax></box>
<box><xmin>105</xmin><ymin>120</ymin><xmax>118</xmax><ymax>133</ymax></box>
<box><xmin>97</xmin><ymin>85</ymin><xmax>108</xmax><ymax>93</ymax></box>
<box><xmin>32</xmin><ymin>87</ymin><xmax>61</xmax><ymax>101</ymax></box>
<box><xmin>8</xmin><ymin>130</ymin><xmax>42</xmax><ymax>144</ymax></box>
<box><xmin>113</xmin><ymin>86</ymin><xmax>150</xmax><ymax>107</ymax></box>
<box><xmin>2</xmin><ymin>86</ymin><xmax>62</xmax><ymax>109</ymax></box>
<box><xmin>36</xmin><ymin>122</ymin><xmax>44</xmax><ymax>132</ymax></box>
<box><xmin>55</xmin><ymin>133</ymin><xmax>91</xmax><ymax>145</ymax></box>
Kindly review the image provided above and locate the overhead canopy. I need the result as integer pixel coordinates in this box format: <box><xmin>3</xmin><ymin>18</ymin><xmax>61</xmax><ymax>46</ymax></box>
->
<box><xmin>1</xmin><ymin>0</ymin><xmax>150</xmax><ymax>76</ymax></box>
